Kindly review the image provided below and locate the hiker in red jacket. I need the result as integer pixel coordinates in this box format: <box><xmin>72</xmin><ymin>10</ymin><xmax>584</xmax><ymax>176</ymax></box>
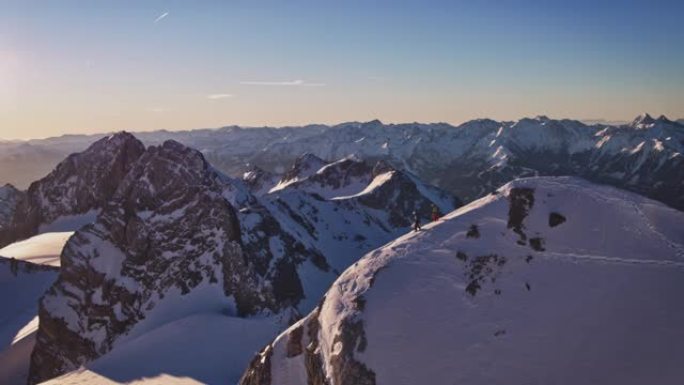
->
<box><xmin>431</xmin><ymin>204</ymin><xmax>440</xmax><ymax>222</ymax></box>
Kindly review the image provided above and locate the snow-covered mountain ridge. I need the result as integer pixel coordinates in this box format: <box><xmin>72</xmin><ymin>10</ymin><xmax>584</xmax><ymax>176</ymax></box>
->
<box><xmin>241</xmin><ymin>176</ymin><xmax>684</xmax><ymax>385</ymax></box>
<box><xmin>0</xmin><ymin>132</ymin><xmax>458</xmax><ymax>384</ymax></box>
<box><xmin>2</xmin><ymin>114</ymin><xmax>682</xmax><ymax>211</ymax></box>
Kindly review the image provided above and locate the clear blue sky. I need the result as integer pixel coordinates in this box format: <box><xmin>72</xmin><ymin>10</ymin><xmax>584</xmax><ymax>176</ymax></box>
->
<box><xmin>1</xmin><ymin>0</ymin><xmax>682</xmax><ymax>139</ymax></box>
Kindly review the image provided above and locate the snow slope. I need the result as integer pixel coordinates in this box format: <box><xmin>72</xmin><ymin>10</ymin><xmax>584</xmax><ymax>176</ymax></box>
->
<box><xmin>0</xmin><ymin>232</ymin><xmax>73</xmax><ymax>267</ymax></box>
<box><xmin>242</xmin><ymin>176</ymin><xmax>684</xmax><ymax>385</ymax></box>
<box><xmin>0</xmin><ymin>259</ymin><xmax>58</xmax><ymax>385</ymax></box>
<box><xmin>41</xmin><ymin>311</ymin><xmax>283</xmax><ymax>385</ymax></box>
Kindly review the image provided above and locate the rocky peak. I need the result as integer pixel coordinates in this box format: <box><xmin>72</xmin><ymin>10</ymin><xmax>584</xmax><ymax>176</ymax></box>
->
<box><xmin>0</xmin><ymin>184</ymin><xmax>22</xmax><ymax>230</ymax></box>
<box><xmin>0</xmin><ymin>131</ymin><xmax>145</xmax><ymax>248</ymax></box>
<box><xmin>280</xmin><ymin>153</ymin><xmax>327</xmax><ymax>183</ymax></box>
<box><xmin>27</xmin><ymin>140</ymin><xmax>275</xmax><ymax>384</ymax></box>
<box><xmin>0</xmin><ymin>183</ymin><xmax>19</xmax><ymax>197</ymax></box>
<box><xmin>242</xmin><ymin>166</ymin><xmax>279</xmax><ymax>196</ymax></box>
<box><xmin>301</xmin><ymin>158</ymin><xmax>374</xmax><ymax>192</ymax></box>
<box><xmin>630</xmin><ymin>113</ymin><xmax>656</xmax><ymax>128</ymax></box>
<box><xmin>371</xmin><ymin>159</ymin><xmax>396</xmax><ymax>177</ymax></box>
<box><xmin>362</xmin><ymin>119</ymin><xmax>384</xmax><ymax>128</ymax></box>
<box><xmin>356</xmin><ymin>169</ymin><xmax>460</xmax><ymax>228</ymax></box>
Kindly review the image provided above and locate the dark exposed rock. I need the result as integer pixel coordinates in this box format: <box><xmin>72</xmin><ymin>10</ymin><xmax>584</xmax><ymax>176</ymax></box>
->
<box><xmin>463</xmin><ymin>254</ymin><xmax>507</xmax><ymax>297</ymax></box>
<box><xmin>0</xmin><ymin>184</ymin><xmax>22</xmax><ymax>231</ymax></box>
<box><xmin>28</xmin><ymin>140</ymin><xmax>276</xmax><ymax>384</ymax></box>
<box><xmin>371</xmin><ymin>160</ymin><xmax>395</xmax><ymax>177</ymax></box>
<box><xmin>238</xmin><ymin>302</ymin><xmax>331</xmax><ymax>385</ymax></box>
<box><xmin>507</xmin><ymin>187</ymin><xmax>535</xmax><ymax>243</ymax></box>
<box><xmin>329</xmin><ymin>317</ymin><xmax>375</xmax><ymax>385</ymax></box>
<box><xmin>466</xmin><ymin>224</ymin><xmax>480</xmax><ymax>238</ymax></box>
<box><xmin>465</xmin><ymin>280</ymin><xmax>482</xmax><ymax>296</ymax></box>
<box><xmin>0</xmin><ymin>256</ymin><xmax>58</xmax><ymax>274</ymax></box>
<box><xmin>0</xmin><ymin>132</ymin><xmax>145</xmax><ymax>248</ymax></box>
<box><xmin>303</xmin><ymin>158</ymin><xmax>373</xmax><ymax>192</ymax></box>
<box><xmin>239</xmin><ymin>344</ymin><xmax>274</xmax><ymax>385</ymax></box>
<box><xmin>271</xmin><ymin>258</ymin><xmax>305</xmax><ymax>307</ymax></box>
<box><xmin>357</xmin><ymin>170</ymin><xmax>460</xmax><ymax>228</ymax></box>
<box><xmin>243</xmin><ymin>166</ymin><xmax>279</xmax><ymax>195</ymax></box>
<box><xmin>280</xmin><ymin>153</ymin><xmax>327</xmax><ymax>185</ymax></box>
<box><xmin>304</xmin><ymin>306</ymin><xmax>330</xmax><ymax>385</ymax></box>
<box><xmin>529</xmin><ymin>237</ymin><xmax>546</xmax><ymax>252</ymax></box>
<box><xmin>286</xmin><ymin>324</ymin><xmax>304</xmax><ymax>358</ymax></box>
<box><xmin>549</xmin><ymin>212</ymin><xmax>566</xmax><ymax>227</ymax></box>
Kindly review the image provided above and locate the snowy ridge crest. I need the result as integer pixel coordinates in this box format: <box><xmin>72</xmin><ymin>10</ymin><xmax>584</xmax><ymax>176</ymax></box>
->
<box><xmin>242</xmin><ymin>176</ymin><xmax>684</xmax><ymax>385</ymax></box>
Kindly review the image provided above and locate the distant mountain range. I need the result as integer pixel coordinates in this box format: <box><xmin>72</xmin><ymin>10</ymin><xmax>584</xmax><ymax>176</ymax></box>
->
<box><xmin>2</xmin><ymin>113</ymin><xmax>682</xmax><ymax>212</ymax></box>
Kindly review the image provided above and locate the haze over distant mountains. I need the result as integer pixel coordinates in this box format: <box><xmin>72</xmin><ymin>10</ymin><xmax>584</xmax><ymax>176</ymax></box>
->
<box><xmin>2</xmin><ymin>114</ymin><xmax>682</xmax><ymax>212</ymax></box>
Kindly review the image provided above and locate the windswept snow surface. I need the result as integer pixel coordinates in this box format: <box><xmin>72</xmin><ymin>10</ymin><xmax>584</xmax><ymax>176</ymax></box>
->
<box><xmin>0</xmin><ymin>260</ymin><xmax>58</xmax><ymax>385</ymax></box>
<box><xmin>0</xmin><ymin>232</ymin><xmax>73</xmax><ymax>267</ymax></box>
<box><xmin>261</xmin><ymin>177</ymin><xmax>684</xmax><ymax>385</ymax></box>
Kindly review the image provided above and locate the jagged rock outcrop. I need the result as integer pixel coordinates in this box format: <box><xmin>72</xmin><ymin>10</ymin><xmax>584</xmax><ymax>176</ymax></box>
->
<box><xmin>355</xmin><ymin>168</ymin><xmax>459</xmax><ymax>228</ymax></box>
<box><xmin>0</xmin><ymin>132</ymin><xmax>145</xmax><ymax>248</ymax></box>
<box><xmin>270</xmin><ymin>153</ymin><xmax>328</xmax><ymax>192</ymax></box>
<box><xmin>301</xmin><ymin>158</ymin><xmax>373</xmax><ymax>195</ymax></box>
<box><xmin>27</xmin><ymin>140</ymin><xmax>275</xmax><ymax>384</ymax></box>
<box><xmin>243</xmin><ymin>166</ymin><xmax>280</xmax><ymax>196</ymax></box>
<box><xmin>0</xmin><ymin>184</ymin><xmax>22</xmax><ymax>231</ymax></box>
<box><xmin>281</xmin><ymin>154</ymin><xmax>327</xmax><ymax>183</ymax></box>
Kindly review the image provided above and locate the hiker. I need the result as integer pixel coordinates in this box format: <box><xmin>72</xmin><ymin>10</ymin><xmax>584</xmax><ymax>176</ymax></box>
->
<box><xmin>431</xmin><ymin>204</ymin><xmax>440</xmax><ymax>222</ymax></box>
<box><xmin>10</xmin><ymin>257</ymin><xmax>18</xmax><ymax>276</ymax></box>
<box><xmin>413</xmin><ymin>211</ymin><xmax>421</xmax><ymax>231</ymax></box>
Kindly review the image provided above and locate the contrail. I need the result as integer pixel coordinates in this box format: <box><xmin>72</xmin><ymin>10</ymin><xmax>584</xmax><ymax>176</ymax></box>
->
<box><xmin>239</xmin><ymin>79</ymin><xmax>326</xmax><ymax>87</ymax></box>
<box><xmin>154</xmin><ymin>11</ymin><xmax>169</xmax><ymax>23</ymax></box>
<box><xmin>207</xmin><ymin>94</ymin><xmax>234</xmax><ymax>100</ymax></box>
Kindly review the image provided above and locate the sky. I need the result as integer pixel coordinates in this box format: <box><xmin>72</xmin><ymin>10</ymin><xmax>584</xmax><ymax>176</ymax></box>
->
<box><xmin>0</xmin><ymin>0</ymin><xmax>683</xmax><ymax>140</ymax></box>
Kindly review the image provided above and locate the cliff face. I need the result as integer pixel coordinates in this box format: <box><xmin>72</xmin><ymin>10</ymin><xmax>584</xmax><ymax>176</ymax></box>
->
<box><xmin>27</xmin><ymin>141</ymin><xmax>275</xmax><ymax>384</ymax></box>
<box><xmin>0</xmin><ymin>184</ymin><xmax>22</xmax><ymax>231</ymax></box>
<box><xmin>0</xmin><ymin>132</ymin><xmax>145</xmax><ymax>248</ymax></box>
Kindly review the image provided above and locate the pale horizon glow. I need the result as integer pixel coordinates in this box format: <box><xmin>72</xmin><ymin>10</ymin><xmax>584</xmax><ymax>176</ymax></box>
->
<box><xmin>0</xmin><ymin>0</ymin><xmax>682</xmax><ymax>140</ymax></box>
